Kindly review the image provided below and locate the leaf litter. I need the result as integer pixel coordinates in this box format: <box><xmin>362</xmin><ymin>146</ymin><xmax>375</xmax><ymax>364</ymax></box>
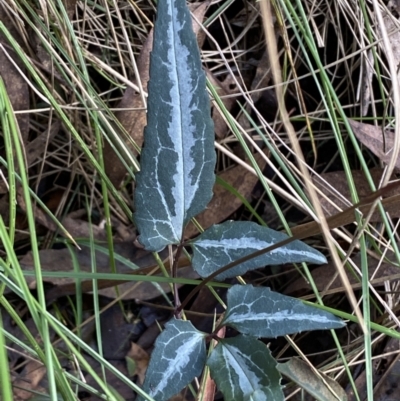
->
<box><xmin>2</xmin><ymin>0</ymin><xmax>400</xmax><ymax>399</ymax></box>
<box><xmin>0</xmin><ymin>3</ymin><xmax>29</xmax><ymax>143</ymax></box>
<box><xmin>349</xmin><ymin>119</ymin><xmax>400</xmax><ymax>170</ymax></box>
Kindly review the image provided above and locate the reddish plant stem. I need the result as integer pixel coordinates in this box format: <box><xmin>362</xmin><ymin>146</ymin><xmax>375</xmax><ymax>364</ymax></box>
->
<box><xmin>173</xmin><ymin>241</ymin><xmax>185</xmax><ymax>318</ymax></box>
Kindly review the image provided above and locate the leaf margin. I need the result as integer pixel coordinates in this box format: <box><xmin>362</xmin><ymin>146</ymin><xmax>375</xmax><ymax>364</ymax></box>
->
<box><xmin>140</xmin><ymin>318</ymin><xmax>207</xmax><ymax>401</ymax></box>
<box><xmin>134</xmin><ymin>0</ymin><xmax>216</xmax><ymax>252</ymax></box>
<box><xmin>221</xmin><ymin>285</ymin><xmax>346</xmax><ymax>338</ymax></box>
<box><xmin>190</xmin><ymin>221</ymin><xmax>327</xmax><ymax>280</ymax></box>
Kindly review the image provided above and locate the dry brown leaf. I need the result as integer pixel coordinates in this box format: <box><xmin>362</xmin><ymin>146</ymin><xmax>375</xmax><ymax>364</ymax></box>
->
<box><xmin>25</xmin><ymin>122</ymin><xmax>60</xmax><ymax>166</ymax></box>
<box><xmin>360</xmin><ymin>51</ymin><xmax>373</xmax><ymax>116</ymax></box>
<box><xmin>383</xmin><ymin>10</ymin><xmax>400</xmax><ymax>81</ymax></box>
<box><xmin>208</xmin><ymin>72</ymin><xmax>238</xmax><ymax>139</ymax></box>
<box><xmin>349</xmin><ymin>119</ymin><xmax>400</xmax><ymax>170</ymax></box>
<box><xmin>98</xmin><ymin>265</ymin><xmax>198</xmax><ymax>300</ymax></box>
<box><xmin>62</xmin><ymin>213</ymin><xmax>106</xmax><ymax>240</ymax></box>
<box><xmin>238</xmin><ymin>48</ymin><xmax>273</xmax><ymax>131</ymax></box>
<box><xmin>17</xmin><ymin>189</ymin><xmax>106</xmax><ymax>240</ymax></box>
<box><xmin>99</xmin><ymin>304</ymin><xmax>133</xmax><ymax>359</ymax></box>
<box><xmin>290</xmin><ymin>184</ymin><xmax>400</xmax><ymax>241</ymax></box>
<box><xmin>184</xmin><ymin>151</ymin><xmax>267</xmax><ymax>239</ymax></box>
<box><xmin>105</xmin><ymin>2</ymin><xmax>210</xmax><ymax>187</ymax></box>
<box><xmin>347</xmin><ymin>336</ymin><xmax>386</xmax><ymax>401</ymax></box>
<box><xmin>20</xmin><ymin>242</ymin><xmax>161</xmax><ymax>287</ymax></box>
<box><xmin>278</xmin><ymin>358</ymin><xmax>347</xmax><ymax>401</ymax></box>
<box><xmin>13</xmin><ymin>360</ymin><xmax>47</xmax><ymax>401</ymax></box>
<box><xmin>9</xmin><ymin>315</ymin><xmax>49</xmax><ymax>400</ymax></box>
<box><xmin>373</xmin><ymin>333</ymin><xmax>400</xmax><ymax>400</ymax></box>
<box><xmin>190</xmin><ymin>2</ymin><xmax>210</xmax><ymax>48</ymax></box>
<box><xmin>20</xmin><ymin>243</ymin><xmax>194</xmax><ymax>301</ymax></box>
<box><xmin>250</xmin><ymin>50</ymin><xmax>272</xmax><ymax>104</ymax></box>
<box><xmin>126</xmin><ymin>343</ymin><xmax>150</xmax><ymax>385</ymax></box>
<box><xmin>103</xmin><ymin>87</ymin><xmax>146</xmax><ymax>186</ymax></box>
<box><xmin>285</xmin><ymin>257</ymin><xmax>400</xmax><ymax>297</ymax></box>
<box><xmin>313</xmin><ymin>168</ymin><xmax>400</xmax><ymax>220</ymax></box>
<box><xmin>84</xmin><ymin>358</ymin><xmax>134</xmax><ymax>400</ymax></box>
<box><xmin>0</xmin><ymin>4</ymin><xmax>30</xmax><ymax>143</ymax></box>
<box><xmin>63</xmin><ymin>0</ymin><xmax>77</xmax><ymax>20</ymax></box>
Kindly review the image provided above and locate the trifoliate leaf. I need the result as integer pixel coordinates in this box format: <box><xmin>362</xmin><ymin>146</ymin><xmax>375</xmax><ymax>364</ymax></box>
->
<box><xmin>190</xmin><ymin>221</ymin><xmax>327</xmax><ymax>280</ymax></box>
<box><xmin>221</xmin><ymin>285</ymin><xmax>345</xmax><ymax>338</ymax></box>
<box><xmin>134</xmin><ymin>0</ymin><xmax>215</xmax><ymax>251</ymax></box>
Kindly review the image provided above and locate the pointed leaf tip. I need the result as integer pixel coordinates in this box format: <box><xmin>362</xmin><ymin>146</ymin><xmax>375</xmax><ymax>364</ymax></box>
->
<box><xmin>134</xmin><ymin>0</ymin><xmax>216</xmax><ymax>251</ymax></box>
<box><xmin>222</xmin><ymin>285</ymin><xmax>345</xmax><ymax>338</ymax></box>
<box><xmin>190</xmin><ymin>221</ymin><xmax>327</xmax><ymax>280</ymax></box>
<box><xmin>140</xmin><ymin>319</ymin><xmax>206</xmax><ymax>401</ymax></box>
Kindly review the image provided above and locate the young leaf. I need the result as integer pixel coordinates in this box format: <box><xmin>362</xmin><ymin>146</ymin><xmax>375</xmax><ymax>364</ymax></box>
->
<box><xmin>221</xmin><ymin>285</ymin><xmax>345</xmax><ymax>338</ymax></box>
<box><xmin>134</xmin><ymin>0</ymin><xmax>216</xmax><ymax>252</ymax></box>
<box><xmin>207</xmin><ymin>335</ymin><xmax>284</xmax><ymax>401</ymax></box>
<box><xmin>190</xmin><ymin>221</ymin><xmax>327</xmax><ymax>280</ymax></box>
<box><xmin>140</xmin><ymin>319</ymin><xmax>206</xmax><ymax>401</ymax></box>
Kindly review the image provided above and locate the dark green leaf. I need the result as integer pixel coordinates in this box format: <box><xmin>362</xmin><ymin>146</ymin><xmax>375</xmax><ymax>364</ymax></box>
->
<box><xmin>190</xmin><ymin>221</ymin><xmax>327</xmax><ymax>280</ymax></box>
<box><xmin>140</xmin><ymin>319</ymin><xmax>206</xmax><ymax>401</ymax></box>
<box><xmin>134</xmin><ymin>0</ymin><xmax>215</xmax><ymax>251</ymax></box>
<box><xmin>207</xmin><ymin>335</ymin><xmax>284</xmax><ymax>401</ymax></box>
<box><xmin>222</xmin><ymin>285</ymin><xmax>345</xmax><ymax>338</ymax></box>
